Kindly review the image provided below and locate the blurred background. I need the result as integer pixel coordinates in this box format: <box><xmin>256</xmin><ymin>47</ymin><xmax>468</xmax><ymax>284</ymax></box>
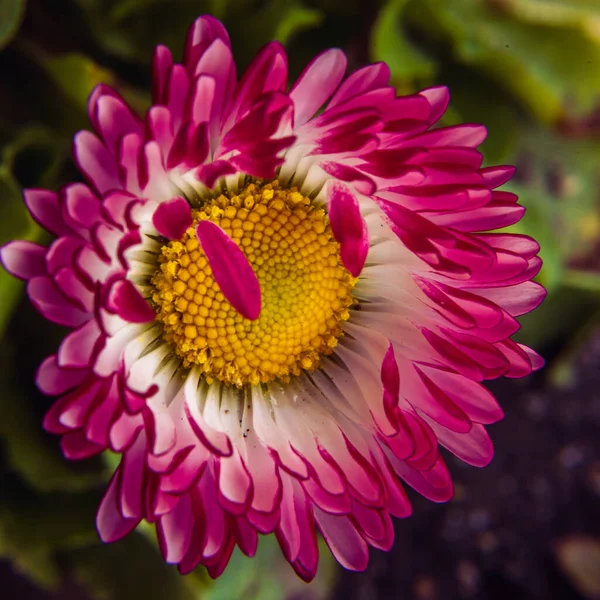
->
<box><xmin>0</xmin><ymin>0</ymin><xmax>599</xmax><ymax>598</ymax></box>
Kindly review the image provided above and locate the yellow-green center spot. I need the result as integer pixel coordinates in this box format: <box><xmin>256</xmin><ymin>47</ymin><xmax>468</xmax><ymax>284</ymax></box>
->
<box><xmin>151</xmin><ymin>181</ymin><xmax>356</xmax><ymax>386</ymax></box>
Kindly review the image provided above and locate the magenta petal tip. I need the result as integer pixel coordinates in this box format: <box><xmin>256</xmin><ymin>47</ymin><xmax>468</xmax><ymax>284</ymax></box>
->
<box><xmin>328</xmin><ymin>182</ymin><xmax>369</xmax><ymax>277</ymax></box>
<box><xmin>108</xmin><ymin>279</ymin><xmax>156</xmax><ymax>323</ymax></box>
<box><xmin>152</xmin><ymin>196</ymin><xmax>193</xmax><ymax>240</ymax></box>
<box><xmin>196</xmin><ymin>220</ymin><xmax>261</xmax><ymax>321</ymax></box>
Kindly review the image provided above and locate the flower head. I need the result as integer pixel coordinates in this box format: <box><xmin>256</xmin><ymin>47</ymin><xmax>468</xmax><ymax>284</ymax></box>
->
<box><xmin>1</xmin><ymin>15</ymin><xmax>545</xmax><ymax>580</ymax></box>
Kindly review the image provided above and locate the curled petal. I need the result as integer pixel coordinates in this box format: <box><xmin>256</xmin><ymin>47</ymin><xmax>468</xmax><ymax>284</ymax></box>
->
<box><xmin>152</xmin><ymin>196</ymin><xmax>193</xmax><ymax>240</ymax></box>
<box><xmin>107</xmin><ymin>279</ymin><xmax>155</xmax><ymax>323</ymax></box>
<box><xmin>328</xmin><ymin>182</ymin><xmax>369</xmax><ymax>277</ymax></box>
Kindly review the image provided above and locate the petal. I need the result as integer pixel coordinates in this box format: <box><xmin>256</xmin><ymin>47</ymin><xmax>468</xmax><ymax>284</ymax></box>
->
<box><xmin>0</xmin><ymin>241</ymin><xmax>46</xmax><ymax>280</ymax></box>
<box><xmin>290</xmin><ymin>49</ymin><xmax>347</xmax><ymax>128</ymax></box>
<box><xmin>196</xmin><ymin>221</ymin><xmax>261</xmax><ymax>320</ymax></box>
<box><xmin>328</xmin><ymin>182</ymin><xmax>369</xmax><ymax>277</ymax></box>
<box><xmin>24</xmin><ymin>189</ymin><xmax>69</xmax><ymax>236</ymax></box>
<box><xmin>152</xmin><ymin>196</ymin><xmax>192</xmax><ymax>240</ymax></box>
<box><xmin>73</xmin><ymin>131</ymin><xmax>121</xmax><ymax>195</ymax></box>
<box><xmin>107</xmin><ymin>279</ymin><xmax>155</xmax><ymax>323</ymax></box>
<box><xmin>97</xmin><ymin>468</ymin><xmax>141</xmax><ymax>543</ymax></box>
<box><xmin>314</xmin><ymin>509</ymin><xmax>369</xmax><ymax>571</ymax></box>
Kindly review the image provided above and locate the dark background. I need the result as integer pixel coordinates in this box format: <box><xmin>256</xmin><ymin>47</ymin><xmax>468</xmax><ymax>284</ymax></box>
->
<box><xmin>0</xmin><ymin>1</ymin><xmax>598</xmax><ymax>598</ymax></box>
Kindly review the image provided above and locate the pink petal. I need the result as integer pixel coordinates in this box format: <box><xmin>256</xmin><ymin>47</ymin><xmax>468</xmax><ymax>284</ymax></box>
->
<box><xmin>57</xmin><ymin>319</ymin><xmax>102</xmax><ymax>369</ymax></box>
<box><xmin>328</xmin><ymin>62</ymin><xmax>391</xmax><ymax>108</ymax></box>
<box><xmin>328</xmin><ymin>182</ymin><xmax>369</xmax><ymax>277</ymax></box>
<box><xmin>194</xmin><ymin>160</ymin><xmax>237</xmax><ymax>189</ymax></box>
<box><xmin>28</xmin><ymin>276</ymin><xmax>89</xmax><ymax>327</ymax></box>
<box><xmin>480</xmin><ymin>165</ymin><xmax>516</xmax><ymax>188</ymax></box>
<box><xmin>196</xmin><ymin>220</ymin><xmax>261</xmax><ymax>320</ymax></box>
<box><xmin>0</xmin><ymin>241</ymin><xmax>46</xmax><ymax>280</ymax></box>
<box><xmin>107</xmin><ymin>279</ymin><xmax>155</xmax><ymax>323</ymax></box>
<box><xmin>61</xmin><ymin>183</ymin><xmax>101</xmax><ymax>230</ymax></box>
<box><xmin>157</xmin><ymin>494</ymin><xmax>194</xmax><ymax>564</ymax></box>
<box><xmin>23</xmin><ymin>189</ymin><xmax>69</xmax><ymax>236</ymax></box>
<box><xmin>314</xmin><ymin>510</ymin><xmax>369</xmax><ymax>571</ymax></box>
<box><xmin>152</xmin><ymin>196</ymin><xmax>192</xmax><ymax>240</ymax></box>
<box><xmin>36</xmin><ymin>355</ymin><xmax>86</xmax><ymax>396</ymax></box>
<box><xmin>475</xmin><ymin>281</ymin><xmax>546</xmax><ymax>317</ymax></box>
<box><xmin>97</xmin><ymin>468</ymin><xmax>140</xmax><ymax>542</ymax></box>
<box><xmin>290</xmin><ymin>49</ymin><xmax>347</xmax><ymax>128</ymax></box>
<box><xmin>152</xmin><ymin>45</ymin><xmax>173</xmax><ymax>104</ymax></box>
<box><xmin>418</xmin><ymin>86</ymin><xmax>450</xmax><ymax>124</ymax></box>
<box><xmin>73</xmin><ymin>131</ymin><xmax>121</xmax><ymax>195</ymax></box>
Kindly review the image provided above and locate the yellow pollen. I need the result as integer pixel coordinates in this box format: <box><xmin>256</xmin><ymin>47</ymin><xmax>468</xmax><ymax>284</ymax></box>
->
<box><xmin>151</xmin><ymin>181</ymin><xmax>356</xmax><ymax>386</ymax></box>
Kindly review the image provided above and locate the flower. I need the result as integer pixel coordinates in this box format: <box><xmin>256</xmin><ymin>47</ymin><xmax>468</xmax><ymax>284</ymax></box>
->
<box><xmin>0</xmin><ymin>15</ymin><xmax>545</xmax><ymax>581</ymax></box>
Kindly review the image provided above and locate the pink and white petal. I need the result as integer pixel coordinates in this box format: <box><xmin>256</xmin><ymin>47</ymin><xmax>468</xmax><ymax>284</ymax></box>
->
<box><xmin>314</xmin><ymin>509</ymin><xmax>369</xmax><ymax>571</ymax></box>
<box><xmin>28</xmin><ymin>276</ymin><xmax>89</xmax><ymax>327</ymax></box>
<box><xmin>157</xmin><ymin>493</ymin><xmax>194</xmax><ymax>564</ymax></box>
<box><xmin>0</xmin><ymin>241</ymin><xmax>47</xmax><ymax>280</ymax></box>
<box><xmin>106</xmin><ymin>278</ymin><xmax>155</xmax><ymax>323</ymax></box>
<box><xmin>290</xmin><ymin>49</ymin><xmax>347</xmax><ymax>128</ymax></box>
<box><xmin>24</xmin><ymin>189</ymin><xmax>71</xmax><ymax>236</ymax></box>
<box><xmin>73</xmin><ymin>131</ymin><xmax>121</xmax><ymax>195</ymax></box>
<box><xmin>97</xmin><ymin>467</ymin><xmax>141</xmax><ymax>542</ymax></box>
<box><xmin>57</xmin><ymin>319</ymin><xmax>102</xmax><ymax>369</ymax></box>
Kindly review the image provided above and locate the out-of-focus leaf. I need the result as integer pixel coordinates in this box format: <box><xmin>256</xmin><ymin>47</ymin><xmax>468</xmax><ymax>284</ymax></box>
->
<box><xmin>548</xmin><ymin>306</ymin><xmax>600</xmax><ymax>387</ymax></box>
<box><xmin>205</xmin><ymin>535</ymin><xmax>336</xmax><ymax>600</ymax></box>
<box><xmin>371</xmin><ymin>0</ymin><xmax>437</xmax><ymax>89</ymax></box>
<box><xmin>40</xmin><ymin>54</ymin><xmax>117</xmax><ymax>113</ymax></box>
<box><xmin>228</xmin><ymin>0</ymin><xmax>323</xmax><ymax>60</ymax></box>
<box><xmin>0</xmin><ymin>491</ymin><xmax>100</xmax><ymax>589</ymax></box>
<box><xmin>73</xmin><ymin>0</ymin><xmax>323</xmax><ymax>70</ymax></box>
<box><xmin>0</xmin><ymin>0</ymin><xmax>26</xmax><ymax>49</ymax></box>
<box><xmin>33</xmin><ymin>51</ymin><xmax>150</xmax><ymax>117</ymax></box>
<box><xmin>515</xmin><ymin>128</ymin><xmax>600</xmax><ymax>268</ymax></box>
<box><xmin>516</xmin><ymin>286</ymin><xmax>600</xmax><ymax>351</ymax></box>
<box><xmin>70</xmin><ymin>533</ymin><xmax>197</xmax><ymax>600</ymax></box>
<box><xmin>273</xmin><ymin>0</ymin><xmax>323</xmax><ymax>46</ymax></box>
<box><xmin>448</xmin><ymin>75</ymin><xmax>520</xmax><ymax>164</ymax></box>
<box><xmin>497</xmin><ymin>0</ymin><xmax>600</xmax><ymax>31</ymax></box>
<box><xmin>0</xmin><ymin>343</ymin><xmax>106</xmax><ymax>492</ymax></box>
<box><xmin>406</xmin><ymin>0</ymin><xmax>600</xmax><ymax>123</ymax></box>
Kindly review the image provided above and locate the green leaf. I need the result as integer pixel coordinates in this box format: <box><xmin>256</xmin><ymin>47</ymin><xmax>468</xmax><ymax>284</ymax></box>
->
<box><xmin>40</xmin><ymin>53</ymin><xmax>117</xmax><ymax>113</ymax></box>
<box><xmin>69</xmin><ymin>533</ymin><xmax>197</xmax><ymax>600</ymax></box>
<box><xmin>446</xmin><ymin>74</ymin><xmax>520</xmax><ymax>165</ymax></box>
<box><xmin>515</xmin><ymin>128</ymin><xmax>600</xmax><ymax>268</ymax></box>
<box><xmin>371</xmin><ymin>0</ymin><xmax>437</xmax><ymax>89</ymax></box>
<box><xmin>32</xmin><ymin>51</ymin><xmax>150</xmax><ymax>118</ymax></box>
<box><xmin>0</xmin><ymin>342</ymin><xmax>107</xmax><ymax>492</ymax></box>
<box><xmin>273</xmin><ymin>0</ymin><xmax>324</xmax><ymax>46</ymax></box>
<box><xmin>0</xmin><ymin>0</ymin><xmax>26</xmax><ymax>49</ymax></box>
<box><xmin>224</xmin><ymin>0</ymin><xmax>324</xmax><ymax>68</ymax></box>
<box><xmin>498</xmin><ymin>0</ymin><xmax>600</xmax><ymax>29</ymax></box>
<box><xmin>73</xmin><ymin>0</ymin><xmax>323</xmax><ymax>70</ymax></box>
<box><xmin>0</xmin><ymin>490</ymin><xmax>100</xmax><ymax>589</ymax></box>
<box><xmin>406</xmin><ymin>0</ymin><xmax>600</xmax><ymax>123</ymax></box>
<box><xmin>205</xmin><ymin>535</ymin><xmax>337</xmax><ymax>600</ymax></box>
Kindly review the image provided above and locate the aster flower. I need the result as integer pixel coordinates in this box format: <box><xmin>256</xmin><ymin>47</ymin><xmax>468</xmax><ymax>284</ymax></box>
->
<box><xmin>1</xmin><ymin>15</ymin><xmax>545</xmax><ymax>581</ymax></box>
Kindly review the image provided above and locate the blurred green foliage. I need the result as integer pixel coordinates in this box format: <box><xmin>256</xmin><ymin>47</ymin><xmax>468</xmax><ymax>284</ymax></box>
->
<box><xmin>0</xmin><ymin>0</ymin><xmax>598</xmax><ymax>598</ymax></box>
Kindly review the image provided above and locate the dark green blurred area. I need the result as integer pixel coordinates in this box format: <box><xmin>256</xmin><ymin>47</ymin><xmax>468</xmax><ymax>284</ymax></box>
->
<box><xmin>0</xmin><ymin>1</ymin><xmax>599</xmax><ymax>599</ymax></box>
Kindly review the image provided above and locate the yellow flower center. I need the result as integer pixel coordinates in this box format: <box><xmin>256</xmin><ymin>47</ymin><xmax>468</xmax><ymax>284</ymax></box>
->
<box><xmin>151</xmin><ymin>181</ymin><xmax>356</xmax><ymax>386</ymax></box>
